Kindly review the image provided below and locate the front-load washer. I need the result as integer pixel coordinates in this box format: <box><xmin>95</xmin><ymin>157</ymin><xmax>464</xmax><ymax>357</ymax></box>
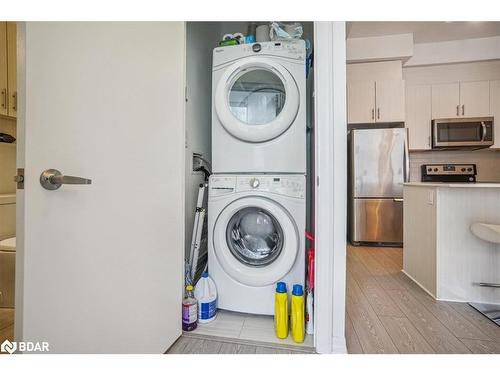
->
<box><xmin>212</xmin><ymin>40</ymin><xmax>306</xmax><ymax>174</ymax></box>
<box><xmin>208</xmin><ymin>174</ymin><xmax>305</xmax><ymax>315</ymax></box>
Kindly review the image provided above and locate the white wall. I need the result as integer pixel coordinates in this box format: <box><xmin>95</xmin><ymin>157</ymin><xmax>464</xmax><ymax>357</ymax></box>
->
<box><xmin>403</xmin><ymin>59</ymin><xmax>500</xmax><ymax>85</ymax></box>
<box><xmin>184</xmin><ymin>22</ymin><xmax>220</xmax><ymax>257</ymax></box>
<box><xmin>314</xmin><ymin>21</ymin><xmax>347</xmax><ymax>354</ymax></box>
<box><xmin>405</xmin><ymin>36</ymin><xmax>500</xmax><ymax>67</ymax></box>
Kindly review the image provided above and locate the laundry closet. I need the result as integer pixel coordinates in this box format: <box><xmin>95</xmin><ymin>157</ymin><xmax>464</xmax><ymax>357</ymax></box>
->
<box><xmin>183</xmin><ymin>22</ymin><xmax>316</xmax><ymax>351</ymax></box>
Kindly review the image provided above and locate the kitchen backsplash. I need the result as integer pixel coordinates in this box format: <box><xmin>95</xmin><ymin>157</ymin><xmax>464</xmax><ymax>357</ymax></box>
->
<box><xmin>409</xmin><ymin>149</ymin><xmax>500</xmax><ymax>182</ymax></box>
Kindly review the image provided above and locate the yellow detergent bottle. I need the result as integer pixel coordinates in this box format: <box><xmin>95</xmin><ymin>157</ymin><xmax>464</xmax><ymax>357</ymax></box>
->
<box><xmin>291</xmin><ymin>284</ymin><xmax>305</xmax><ymax>343</ymax></box>
<box><xmin>274</xmin><ymin>282</ymin><xmax>289</xmax><ymax>339</ymax></box>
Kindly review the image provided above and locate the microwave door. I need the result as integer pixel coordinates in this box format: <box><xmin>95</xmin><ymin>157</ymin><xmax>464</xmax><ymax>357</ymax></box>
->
<box><xmin>433</xmin><ymin>117</ymin><xmax>494</xmax><ymax>148</ymax></box>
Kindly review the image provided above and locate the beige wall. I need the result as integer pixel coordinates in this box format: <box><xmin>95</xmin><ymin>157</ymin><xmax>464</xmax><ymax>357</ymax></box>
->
<box><xmin>409</xmin><ymin>149</ymin><xmax>500</xmax><ymax>182</ymax></box>
<box><xmin>0</xmin><ymin>117</ymin><xmax>16</xmax><ymax>194</ymax></box>
<box><xmin>0</xmin><ymin>116</ymin><xmax>16</xmax><ymax>239</ymax></box>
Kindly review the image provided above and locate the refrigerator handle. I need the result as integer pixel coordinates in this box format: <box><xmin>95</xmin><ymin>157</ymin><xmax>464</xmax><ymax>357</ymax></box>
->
<box><xmin>404</xmin><ymin>128</ymin><xmax>410</xmax><ymax>183</ymax></box>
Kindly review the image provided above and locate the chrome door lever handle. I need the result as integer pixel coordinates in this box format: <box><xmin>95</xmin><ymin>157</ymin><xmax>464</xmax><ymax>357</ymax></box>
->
<box><xmin>40</xmin><ymin>169</ymin><xmax>92</xmax><ymax>190</ymax></box>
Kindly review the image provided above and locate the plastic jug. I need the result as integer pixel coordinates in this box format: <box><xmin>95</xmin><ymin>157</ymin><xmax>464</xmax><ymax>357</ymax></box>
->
<box><xmin>291</xmin><ymin>284</ymin><xmax>305</xmax><ymax>343</ymax></box>
<box><xmin>274</xmin><ymin>282</ymin><xmax>289</xmax><ymax>339</ymax></box>
<box><xmin>194</xmin><ymin>272</ymin><xmax>217</xmax><ymax>323</ymax></box>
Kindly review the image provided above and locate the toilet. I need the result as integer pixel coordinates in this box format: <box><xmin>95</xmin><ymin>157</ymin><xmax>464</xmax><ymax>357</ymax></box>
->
<box><xmin>0</xmin><ymin>237</ymin><xmax>15</xmax><ymax>308</ymax></box>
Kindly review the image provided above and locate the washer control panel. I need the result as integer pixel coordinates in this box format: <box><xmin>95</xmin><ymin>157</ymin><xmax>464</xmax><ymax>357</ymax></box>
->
<box><xmin>209</xmin><ymin>175</ymin><xmax>305</xmax><ymax>198</ymax></box>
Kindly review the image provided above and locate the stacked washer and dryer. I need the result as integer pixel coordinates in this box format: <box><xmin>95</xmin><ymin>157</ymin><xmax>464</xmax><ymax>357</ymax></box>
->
<box><xmin>208</xmin><ymin>39</ymin><xmax>307</xmax><ymax>315</ymax></box>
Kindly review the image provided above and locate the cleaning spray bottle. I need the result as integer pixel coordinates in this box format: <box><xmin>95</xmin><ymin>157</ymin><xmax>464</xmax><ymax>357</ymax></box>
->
<box><xmin>291</xmin><ymin>284</ymin><xmax>305</xmax><ymax>343</ymax></box>
<box><xmin>274</xmin><ymin>282</ymin><xmax>289</xmax><ymax>339</ymax></box>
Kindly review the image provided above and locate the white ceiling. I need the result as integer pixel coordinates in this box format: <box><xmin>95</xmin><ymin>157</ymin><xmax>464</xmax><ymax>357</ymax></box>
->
<box><xmin>347</xmin><ymin>22</ymin><xmax>500</xmax><ymax>43</ymax></box>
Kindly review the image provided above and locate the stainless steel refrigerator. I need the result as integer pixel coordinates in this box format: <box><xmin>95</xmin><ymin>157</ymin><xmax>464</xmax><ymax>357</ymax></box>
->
<box><xmin>348</xmin><ymin>128</ymin><xmax>409</xmax><ymax>245</ymax></box>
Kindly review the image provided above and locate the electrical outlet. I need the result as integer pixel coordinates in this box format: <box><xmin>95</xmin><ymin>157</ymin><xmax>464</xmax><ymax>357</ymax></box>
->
<box><xmin>427</xmin><ymin>189</ymin><xmax>434</xmax><ymax>205</ymax></box>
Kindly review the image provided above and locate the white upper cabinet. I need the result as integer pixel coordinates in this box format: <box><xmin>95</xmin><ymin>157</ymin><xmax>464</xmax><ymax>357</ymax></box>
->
<box><xmin>431</xmin><ymin>82</ymin><xmax>460</xmax><ymax>118</ymax></box>
<box><xmin>459</xmin><ymin>81</ymin><xmax>490</xmax><ymax>117</ymax></box>
<box><xmin>406</xmin><ymin>84</ymin><xmax>432</xmax><ymax>150</ymax></box>
<box><xmin>431</xmin><ymin>80</ymin><xmax>490</xmax><ymax>119</ymax></box>
<box><xmin>348</xmin><ymin>81</ymin><xmax>376</xmax><ymax>124</ymax></box>
<box><xmin>490</xmin><ymin>80</ymin><xmax>500</xmax><ymax>149</ymax></box>
<box><xmin>347</xmin><ymin>80</ymin><xmax>405</xmax><ymax>124</ymax></box>
<box><xmin>376</xmin><ymin>80</ymin><xmax>405</xmax><ymax>123</ymax></box>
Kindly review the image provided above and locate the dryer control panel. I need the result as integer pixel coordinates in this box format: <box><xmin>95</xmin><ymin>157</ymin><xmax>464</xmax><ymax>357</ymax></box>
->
<box><xmin>209</xmin><ymin>175</ymin><xmax>305</xmax><ymax>199</ymax></box>
<box><xmin>213</xmin><ymin>40</ymin><xmax>306</xmax><ymax>67</ymax></box>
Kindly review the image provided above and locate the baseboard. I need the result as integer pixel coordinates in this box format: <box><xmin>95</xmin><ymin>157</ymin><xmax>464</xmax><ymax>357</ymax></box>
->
<box><xmin>332</xmin><ymin>336</ymin><xmax>347</xmax><ymax>354</ymax></box>
<box><xmin>401</xmin><ymin>269</ymin><xmax>437</xmax><ymax>299</ymax></box>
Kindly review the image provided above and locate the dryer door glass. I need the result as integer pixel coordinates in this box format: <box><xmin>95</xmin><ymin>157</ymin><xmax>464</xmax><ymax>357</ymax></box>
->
<box><xmin>228</xmin><ymin>69</ymin><xmax>286</xmax><ymax>126</ymax></box>
<box><xmin>226</xmin><ymin>206</ymin><xmax>284</xmax><ymax>267</ymax></box>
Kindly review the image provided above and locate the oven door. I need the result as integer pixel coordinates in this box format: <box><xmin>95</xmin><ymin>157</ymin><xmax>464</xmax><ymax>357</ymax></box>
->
<box><xmin>432</xmin><ymin>117</ymin><xmax>494</xmax><ymax>148</ymax></box>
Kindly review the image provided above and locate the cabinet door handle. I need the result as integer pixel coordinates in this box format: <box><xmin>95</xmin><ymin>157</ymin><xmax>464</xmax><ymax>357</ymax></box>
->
<box><xmin>461</xmin><ymin>104</ymin><xmax>465</xmax><ymax>116</ymax></box>
<box><xmin>377</xmin><ymin>108</ymin><xmax>380</xmax><ymax>119</ymax></box>
<box><xmin>371</xmin><ymin>108</ymin><xmax>374</xmax><ymax>120</ymax></box>
<box><xmin>456</xmin><ymin>105</ymin><xmax>459</xmax><ymax>116</ymax></box>
<box><xmin>0</xmin><ymin>89</ymin><xmax>6</xmax><ymax>109</ymax></box>
<box><xmin>428</xmin><ymin>136</ymin><xmax>431</xmax><ymax>147</ymax></box>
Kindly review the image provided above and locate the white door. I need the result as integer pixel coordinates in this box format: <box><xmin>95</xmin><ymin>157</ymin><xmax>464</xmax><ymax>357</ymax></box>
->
<box><xmin>460</xmin><ymin>80</ymin><xmax>490</xmax><ymax>117</ymax></box>
<box><xmin>405</xmin><ymin>84</ymin><xmax>432</xmax><ymax>150</ymax></box>
<box><xmin>375</xmin><ymin>80</ymin><xmax>405</xmax><ymax>123</ymax></box>
<box><xmin>214</xmin><ymin>57</ymin><xmax>299</xmax><ymax>143</ymax></box>
<box><xmin>490</xmin><ymin>80</ymin><xmax>500</xmax><ymax>149</ymax></box>
<box><xmin>431</xmin><ymin>82</ymin><xmax>460</xmax><ymax>119</ymax></box>
<box><xmin>347</xmin><ymin>81</ymin><xmax>375</xmax><ymax>124</ymax></box>
<box><xmin>16</xmin><ymin>22</ymin><xmax>185</xmax><ymax>353</ymax></box>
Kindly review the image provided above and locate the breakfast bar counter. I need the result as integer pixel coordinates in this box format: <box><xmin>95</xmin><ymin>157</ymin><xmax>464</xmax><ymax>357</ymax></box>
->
<box><xmin>403</xmin><ymin>183</ymin><xmax>500</xmax><ymax>304</ymax></box>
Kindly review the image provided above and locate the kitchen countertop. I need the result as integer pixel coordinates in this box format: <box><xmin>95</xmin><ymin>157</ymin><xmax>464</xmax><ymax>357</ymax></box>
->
<box><xmin>404</xmin><ymin>182</ymin><xmax>500</xmax><ymax>188</ymax></box>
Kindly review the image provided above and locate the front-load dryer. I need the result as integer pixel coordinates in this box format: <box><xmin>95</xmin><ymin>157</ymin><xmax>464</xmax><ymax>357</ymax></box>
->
<box><xmin>212</xmin><ymin>40</ymin><xmax>306</xmax><ymax>174</ymax></box>
<box><xmin>208</xmin><ymin>174</ymin><xmax>305</xmax><ymax>315</ymax></box>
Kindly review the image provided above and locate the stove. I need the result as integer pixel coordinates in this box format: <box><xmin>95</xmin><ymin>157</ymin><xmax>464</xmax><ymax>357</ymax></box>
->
<box><xmin>421</xmin><ymin>163</ymin><xmax>477</xmax><ymax>183</ymax></box>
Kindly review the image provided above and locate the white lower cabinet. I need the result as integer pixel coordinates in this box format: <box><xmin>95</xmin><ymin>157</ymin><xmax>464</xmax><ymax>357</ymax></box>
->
<box><xmin>405</xmin><ymin>84</ymin><xmax>432</xmax><ymax>150</ymax></box>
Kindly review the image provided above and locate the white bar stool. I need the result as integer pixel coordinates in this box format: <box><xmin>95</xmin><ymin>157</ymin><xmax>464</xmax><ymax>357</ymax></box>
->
<box><xmin>469</xmin><ymin>223</ymin><xmax>500</xmax><ymax>327</ymax></box>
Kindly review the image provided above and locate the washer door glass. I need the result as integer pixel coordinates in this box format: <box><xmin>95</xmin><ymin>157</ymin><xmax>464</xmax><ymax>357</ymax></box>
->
<box><xmin>228</xmin><ymin>69</ymin><xmax>286</xmax><ymax>126</ymax></box>
<box><xmin>226</xmin><ymin>206</ymin><xmax>283</xmax><ymax>267</ymax></box>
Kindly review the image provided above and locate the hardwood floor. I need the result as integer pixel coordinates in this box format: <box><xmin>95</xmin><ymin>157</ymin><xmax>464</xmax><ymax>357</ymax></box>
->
<box><xmin>346</xmin><ymin>245</ymin><xmax>500</xmax><ymax>354</ymax></box>
<box><xmin>167</xmin><ymin>335</ymin><xmax>311</xmax><ymax>354</ymax></box>
<box><xmin>0</xmin><ymin>308</ymin><xmax>14</xmax><ymax>354</ymax></box>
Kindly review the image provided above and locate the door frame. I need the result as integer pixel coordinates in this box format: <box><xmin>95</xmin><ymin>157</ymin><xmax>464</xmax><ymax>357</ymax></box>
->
<box><xmin>313</xmin><ymin>21</ymin><xmax>347</xmax><ymax>354</ymax></box>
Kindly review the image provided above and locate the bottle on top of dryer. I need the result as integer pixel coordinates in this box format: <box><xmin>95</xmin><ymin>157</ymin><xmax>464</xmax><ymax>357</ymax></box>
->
<box><xmin>194</xmin><ymin>272</ymin><xmax>218</xmax><ymax>323</ymax></box>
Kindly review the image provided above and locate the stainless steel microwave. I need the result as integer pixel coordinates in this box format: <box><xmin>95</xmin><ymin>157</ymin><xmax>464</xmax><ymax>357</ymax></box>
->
<box><xmin>432</xmin><ymin>117</ymin><xmax>494</xmax><ymax>149</ymax></box>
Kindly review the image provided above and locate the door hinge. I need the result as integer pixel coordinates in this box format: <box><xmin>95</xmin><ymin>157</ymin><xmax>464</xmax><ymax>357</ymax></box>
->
<box><xmin>14</xmin><ymin>168</ymin><xmax>24</xmax><ymax>189</ymax></box>
<box><xmin>316</xmin><ymin>176</ymin><xmax>319</xmax><ymax>186</ymax></box>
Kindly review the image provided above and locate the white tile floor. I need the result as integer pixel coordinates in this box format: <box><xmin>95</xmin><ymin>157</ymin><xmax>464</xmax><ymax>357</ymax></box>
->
<box><xmin>188</xmin><ymin>310</ymin><xmax>314</xmax><ymax>348</ymax></box>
